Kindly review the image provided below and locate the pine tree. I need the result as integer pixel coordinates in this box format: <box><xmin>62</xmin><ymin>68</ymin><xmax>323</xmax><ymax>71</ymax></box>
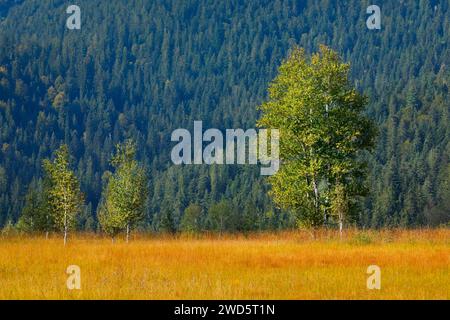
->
<box><xmin>16</xmin><ymin>181</ymin><xmax>53</xmax><ymax>235</ymax></box>
<box><xmin>160</xmin><ymin>207</ymin><xmax>177</xmax><ymax>234</ymax></box>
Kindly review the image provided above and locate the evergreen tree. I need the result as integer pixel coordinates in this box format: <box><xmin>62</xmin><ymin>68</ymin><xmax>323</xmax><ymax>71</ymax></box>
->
<box><xmin>1</xmin><ymin>1</ymin><xmax>448</xmax><ymax>230</ymax></box>
<box><xmin>160</xmin><ymin>207</ymin><xmax>177</xmax><ymax>234</ymax></box>
<box><xmin>207</xmin><ymin>200</ymin><xmax>233</xmax><ymax>235</ymax></box>
<box><xmin>16</xmin><ymin>181</ymin><xmax>53</xmax><ymax>235</ymax></box>
<box><xmin>180</xmin><ymin>203</ymin><xmax>202</xmax><ymax>234</ymax></box>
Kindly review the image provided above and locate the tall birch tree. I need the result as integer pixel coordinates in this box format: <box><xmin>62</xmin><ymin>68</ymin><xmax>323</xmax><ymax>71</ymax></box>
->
<box><xmin>258</xmin><ymin>45</ymin><xmax>377</xmax><ymax>234</ymax></box>
<box><xmin>43</xmin><ymin>145</ymin><xmax>83</xmax><ymax>245</ymax></box>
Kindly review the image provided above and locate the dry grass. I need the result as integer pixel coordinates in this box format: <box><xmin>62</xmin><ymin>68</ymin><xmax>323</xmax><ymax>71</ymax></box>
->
<box><xmin>0</xmin><ymin>229</ymin><xmax>448</xmax><ymax>300</ymax></box>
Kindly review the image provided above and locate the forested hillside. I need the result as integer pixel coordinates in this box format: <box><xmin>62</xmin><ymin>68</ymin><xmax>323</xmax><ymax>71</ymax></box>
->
<box><xmin>0</xmin><ymin>0</ymin><xmax>448</xmax><ymax>231</ymax></box>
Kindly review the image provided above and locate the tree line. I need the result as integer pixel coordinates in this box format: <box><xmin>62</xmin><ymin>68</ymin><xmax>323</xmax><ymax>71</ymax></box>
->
<box><xmin>14</xmin><ymin>140</ymin><xmax>146</xmax><ymax>243</ymax></box>
<box><xmin>12</xmin><ymin>46</ymin><xmax>379</xmax><ymax>242</ymax></box>
<box><xmin>0</xmin><ymin>0</ymin><xmax>448</xmax><ymax>230</ymax></box>
<box><xmin>13</xmin><ymin>139</ymin><xmax>291</xmax><ymax>242</ymax></box>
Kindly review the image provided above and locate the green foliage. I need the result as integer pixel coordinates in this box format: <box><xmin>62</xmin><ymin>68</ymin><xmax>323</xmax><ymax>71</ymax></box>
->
<box><xmin>238</xmin><ymin>200</ymin><xmax>259</xmax><ymax>232</ymax></box>
<box><xmin>330</xmin><ymin>183</ymin><xmax>349</xmax><ymax>233</ymax></box>
<box><xmin>159</xmin><ymin>208</ymin><xmax>177</xmax><ymax>234</ymax></box>
<box><xmin>99</xmin><ymin>140</ymin><xmax>148</xmax><ymax>239</ymax></box>
<box><xmin>258</xmin><ymin>46</ymin><xmax>377</xmax><ymax>230</ymax></box>
<box><xmin>98</xmin><ymin>190</ymin><xmax>127</xmax><ymax>240</ymax></box>
<box><xmin>1</xmin><ymin>220</ymin><xmax>16</xmax><ymax>236</ymax></box>
<box><xmin>206</xmin><ymin>200</ymin><xmax>233</xmax><ymax>234</ymax></box>
<box><xmin>42</xmin><ymin>145</ymin><xmax>83</xmax><ymax>242</ymax></box>
<box><xmin>0</xmin><ymin>1</ymin><xmax>448</xmax><ymax>230</ymax></box>
<box><xmin>16</xmin><ymin>182</ymin><xmax>53</xmax><ymax>233</ymax></box>
<box><xmin>180</xmin><ymin>204</ymin><xmax>202</xmax><ymax>233</ymax></box>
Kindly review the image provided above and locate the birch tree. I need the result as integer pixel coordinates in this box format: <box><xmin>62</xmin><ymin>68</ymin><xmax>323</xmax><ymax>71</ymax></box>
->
<box><xmin>43</xmin><ymin>145</ymin><xmax>83</xmax><ymax>245</ymax></box>
<box><xmin>331</xmin><ymin>183</ymin><xmax>348</xmax><ymax>237</ymax></box>
<box><xmin>258</xmin><ymin>45</ymin><xmax>377</xmax><ymax>234</ymax></box>
<box><xmin>99</xmin><ymin>140</ymin><xmax>148</xmax><ymax>242</ymax></box>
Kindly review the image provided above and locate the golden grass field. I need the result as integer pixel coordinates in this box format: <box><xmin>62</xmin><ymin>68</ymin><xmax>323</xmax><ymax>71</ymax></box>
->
<box><xmin>0</xmin><ymin>229</ymin><xmax>448</xmax><ymax>300</ymax></box>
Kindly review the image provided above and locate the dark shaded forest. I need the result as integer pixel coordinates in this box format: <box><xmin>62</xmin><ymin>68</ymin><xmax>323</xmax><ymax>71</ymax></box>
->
<box><xmin>0</xmin><ymin>0</ymin><xmax>448</xmax><ymax>232</ymax></box>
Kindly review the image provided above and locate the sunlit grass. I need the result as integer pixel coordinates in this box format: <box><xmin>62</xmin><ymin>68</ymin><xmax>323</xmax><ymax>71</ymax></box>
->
<box><xmin>0</xmin><ymin>229</ymin><xmax>448</xmax><ymax>299</ymax></box>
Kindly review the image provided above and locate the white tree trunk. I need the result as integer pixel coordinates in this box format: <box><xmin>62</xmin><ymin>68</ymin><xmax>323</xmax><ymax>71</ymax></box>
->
<box><xmin>63</xmin><ymin>191</ymin><xmax>68</xmax><ymax>246</ymax></box>
<box><xmin>313</xmin><ymin>178</ymin><xmax>320</xmax><ymax>213</ymax></box>
<box><xmin>126</xmin><ymin>223</ymin><xmax>130</xmax><ymax>243</ymax></box>
<box><xmin>63</xmin><ymin>204</ymin><xmax>68</xmax><ymax>246</ymax></box>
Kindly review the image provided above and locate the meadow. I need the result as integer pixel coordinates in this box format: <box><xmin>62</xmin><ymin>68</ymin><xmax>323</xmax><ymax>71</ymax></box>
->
<box><xmin>0</xmin><ymin>229</ymin><xmax>448</xmax><ymax>300</ymax></box>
